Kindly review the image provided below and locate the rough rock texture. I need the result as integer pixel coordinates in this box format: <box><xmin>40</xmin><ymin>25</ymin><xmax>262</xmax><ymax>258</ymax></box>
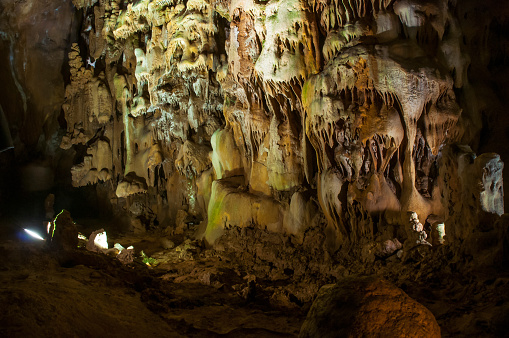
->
<box><xmin>299</xmin><ymin>277</ymin><xmax>441</xmax><ymax>338</ymax></box>
<box><xmin>0</xmin><ymin>0</ymin><xmax>76</xmax><ymax>152</ymax></box>
<box><xmin>48</xmin><ymin>209</ymin><xmax>79</xmax><ymax>251</ymax></box>
<box><xmin>0</xmin><ymin>0</ymin><xmax>509</xmax><ymax>336</ymax></box>
<box><xmin>0</xmin><ymin>232</ymin><xmax>308</xmax><ymax>337</ymax></box>
<box><xmin>0</xmin><ymin>243</ymin><xmax>182</xmax><ymax>338</ymax></box>
<box><xmin>36</xmin><ymin>0</ymin><xmax>505</xmax><ymax>259</ymax></box>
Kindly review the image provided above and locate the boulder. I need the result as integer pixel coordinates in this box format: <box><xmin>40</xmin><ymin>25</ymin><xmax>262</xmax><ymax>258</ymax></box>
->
<box><xmin>374</xmin><ymin>238</ymin><xmax>403</xmax><ymax>258</ymax></box>
<box><xmin>299</xmin><ymin>277</ymin><xmax>440</xmax><ymax>338</ymax></box>
<box><xmin>48</xmin><ymin>210</ymin><xmax>78</xmax><ymax>252</ymax></box>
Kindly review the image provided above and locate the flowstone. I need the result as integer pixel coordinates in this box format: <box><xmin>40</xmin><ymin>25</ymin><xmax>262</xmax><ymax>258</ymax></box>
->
<box><xmin>57</xmin><ymin>0</ymin><xmax>506</xmax><ymax>256</ymax></box>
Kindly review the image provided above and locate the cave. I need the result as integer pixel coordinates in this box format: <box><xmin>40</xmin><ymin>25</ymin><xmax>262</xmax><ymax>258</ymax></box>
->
<box><xmin>0</xmin><ymin>0</ymin><xmax>508</xmax><ymax>336</ymax></box>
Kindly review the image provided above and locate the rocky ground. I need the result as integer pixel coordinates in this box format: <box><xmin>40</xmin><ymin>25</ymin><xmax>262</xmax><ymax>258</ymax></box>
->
<box><xmin>0</xmin><ymin>224</ymin><xmax>304</xmax><ymax>337</ymax></box>
<box><xmin>1</xmin><ymin>218</ymin><xmax>508</xmax><ymax>337</ymax></box>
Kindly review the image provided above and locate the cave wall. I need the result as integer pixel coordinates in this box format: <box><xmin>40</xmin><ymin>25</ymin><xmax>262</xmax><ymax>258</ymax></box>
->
<box><xmin>0</xmin><ymin>0</ymin><xmax>84</xmax><ymax>221</ymax></box>
<box><xmin>0</xmin><ymin>0</ymin><xmax>77</xmax><ymax>153</ymax></box>
<box><xmin>1</xmin><ymin>0</ymin><xmax>508</xmax><ymax>252</ymax></box>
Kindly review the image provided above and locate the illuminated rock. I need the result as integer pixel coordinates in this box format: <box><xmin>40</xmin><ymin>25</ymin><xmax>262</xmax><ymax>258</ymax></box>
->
<box><xmin>176</xmin><ymin>141</ymin><xmax>213</xmax><ymax>178</ymax></box>
<box><xmin>300</xmin><ymin>277</ymin><xmax>441</xmax><ymax>338</ymax></box>
<box><xmin>116</xmin><ymin>173</ymin><xmax>148</xmax><ymax>198</ymax></box>
<box><xmin>205</xmin><ymin>177</ymin><xmax>284</xmax><ymax>245</ymax></box>
<box><xmin>86</xmin><ymin>228</ymin><xmax>108</xmax><ymax>253</ymax></box>
<box><xmin>408</xmin><ymin>211</ymin><xmax>431</xmax><ymax>247</ymax></box>
<box><xmin>1</xmin><ymin>1</ymin><xmax>509</xmax><ymax>335</ymax></box>
<box><xmin>210</xmin><ymin>129</ymin><xmax>243</xmax><ymax>180</ymax></box>
<box><xmin>70</xmin><ymin>139</ymin><xmax>113</xmax><ymax>187</ymax></box>
<box><xmin>55</xmin><ymin>0</ymin><xmax>506</xmax><ymax>251</ymax></box>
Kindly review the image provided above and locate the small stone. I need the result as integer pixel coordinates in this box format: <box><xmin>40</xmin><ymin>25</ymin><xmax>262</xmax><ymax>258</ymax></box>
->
<box><xmin>374</xmin><ymin>238</ymin><xmax>403</xmax><ymax>258</ymax></box>
<box><xmin>161</xmin><ymin>238</ymin><xmax>175</xmax><ymax>250</ymax></box>
<box><xmin>117</xmin><ymin>248</ymin><xmax>134</xmax><ymax>264</ymax></box>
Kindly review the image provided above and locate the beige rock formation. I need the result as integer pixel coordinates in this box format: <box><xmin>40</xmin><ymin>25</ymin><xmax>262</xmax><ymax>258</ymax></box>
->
<box><xmin>53</xmin><ymin>0</ymin><xmax>506</xmax><ymax>251</ymax></box>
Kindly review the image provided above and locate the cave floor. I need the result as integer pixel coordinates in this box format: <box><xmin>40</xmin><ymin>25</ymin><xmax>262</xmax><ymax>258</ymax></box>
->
<box><xmin>1</xmin><ymin>224</ymin><xmax>509</xmax><ymax>337</ymax></box>
<box><xmin>0</xmin><ymin>235</ymin><xmax>304</xmax><ymax>337</ymax></box>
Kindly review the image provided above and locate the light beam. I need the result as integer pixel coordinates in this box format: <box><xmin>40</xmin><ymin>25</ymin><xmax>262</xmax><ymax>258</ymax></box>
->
<box><xmin>24</xmin><ymin>228</ymin><xmax>45</xmax><ymax>240</ymax></box>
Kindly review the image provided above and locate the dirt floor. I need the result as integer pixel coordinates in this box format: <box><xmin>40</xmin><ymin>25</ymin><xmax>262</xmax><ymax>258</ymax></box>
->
<box><xmin>0</xmin><ymin>226</ymin><xmax>304</xmax><ymax>337</ymax></box>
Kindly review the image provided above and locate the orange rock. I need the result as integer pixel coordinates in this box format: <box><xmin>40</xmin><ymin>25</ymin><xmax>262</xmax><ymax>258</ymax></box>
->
<box><xmin>300</xmin><ymin>277</ymin><xmax>440</xmax><ymax>338</ymax></box>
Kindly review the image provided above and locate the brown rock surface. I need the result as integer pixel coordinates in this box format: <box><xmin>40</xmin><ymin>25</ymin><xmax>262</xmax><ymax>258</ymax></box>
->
<box><xmin>0</xmin><ymin>0</ymin><xmax>76</xmax><ymax>149</ymax></box>
<box><xmin>300</xmin><ymin>277</ymin><xmax>441</xmax><ymax>338</ymax></box>
<box><xmin>0</xmin><ymin>236</ymin><xmax>305</xmax><ymax>338</ymax></box>
<box><xmin>48</xmin><ymin>209</ymin><xmax>78</xmax><ymax>252</ymax></box>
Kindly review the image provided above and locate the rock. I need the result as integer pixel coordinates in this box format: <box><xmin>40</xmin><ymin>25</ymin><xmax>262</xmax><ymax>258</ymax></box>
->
<box><xmin>210</xmin><ymin>129</ymin><xmax>243</xmax><ymax>180</ymax></box>
<box><xmin>299</xmin><ymin>277</ymin><xmax>441</xmax><ymax>338</ymax></box>
<box><xmin>176</xmin><ymin>141</ymin><xmax>212</xmax><ymax>177</ymax></box>
<box><xmin>160</xmin><ymin>238</ymin><xmax>175</xmax><ymax>250</ymax></box>
<box><xmin>0</xmin><ymin>0</ymin><xmax>74</xmax><ymax>150</ymax></box>
<box><xmin>1</xmin><ymin>1</ymin><xmax>509</xmax><ymax>336</ymax></box>
<box><xmin>283</xmin><ymin>191</ymin><xmax>319</xmax><ymax>243</ymax></box>
<box><xmin>114</xmin><ymin>243</ymin><xmax>125</xmax><ymax>251</ymax></box>
<box><xmin>48</xmin><ymin>210</ymin><xmax>78</xmax><ymax>252</ymax></box>
<box><xmin>70</xmin><ymin>139</ymin><xmax>113</xmax><ymax>187</ymax></box>
<box><xmin>115</xmin><ymin>174</ymin><xmax>148</xmax><ymax>198</ymax></box>
<box><xmin>427</xmin><ymin>214</ymin><xmax>446</xmax><ymax>245</ymax></box>
<box><xmin>204</xmin><ymin>177</ymin><xmax>284</xmax><ymax>245</ymax></box>
<box><xmin>131</xmin><ymin>218</ymin><xmax>145</xmax><ymax>234</ymax></box>
<box><xmin>117</xmin><ymin>247</ymin><xmax>134</xmax><ymax>265</ymax></box>
<box><xmin>23</xmin><ymin>0</ymin><xmax>504</xmax><ymax>254</ymax></box>
<box><xmin>374</xmin><ymin>238</ymin><xmax>403</xmax><ymax>258</ymax></box>
<box><xmin>86</xmin><ymin>229</ymin><xmax>108</xmax><ymax>253</ymax></box>
<box><xmin>408</xmin><ymin>211</ymin><xmax>431</xmax><ymax>247</ymax></box>
<box><xmin>175</xmin><ymin>210</ymin><xmax>189</xmax><ymax>235</ymax></box>
<box><xmin>270</xmin><ymin>288</ymin><xmax>301</xmax><ymax>310</ymax></box>
<box><xmin>439</xmin><ymin>145</ymin><xmax>505</xmax><ymax>241</ymax></box>
<box><xmin>403</xmin><ymin>245</ymin><xmax>433</xmax><ymax>263</ymax></box>
<box><xmin>44</xmin><ymin>194</ymin><xmax>55</xmax><ymax>220</ymax></box>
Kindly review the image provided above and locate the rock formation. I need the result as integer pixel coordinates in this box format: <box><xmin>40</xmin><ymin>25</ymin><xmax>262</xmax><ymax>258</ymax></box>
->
<box><xmin>48</xmin><ymin>209</ymin><xmax>79</xmax><ymax>251</ymax></box>
<box><xmin>0</xmin><ymin>0</ymin><xmax>509</xmax><ymax>335</ymax></box>
<box><xmin>48</xmin><ymin>0</ymin><xmax>505</xmax><ymax>256</ymax></box>
<box><xmin>299</xmin><ymin>277</ymin><xmax>441</xmax><ymax>338</ymax></box>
